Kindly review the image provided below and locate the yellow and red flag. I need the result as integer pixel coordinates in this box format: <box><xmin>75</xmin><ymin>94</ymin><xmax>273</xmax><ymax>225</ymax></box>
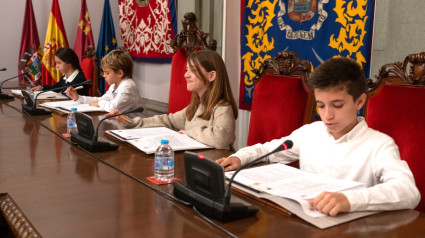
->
<box><xmin>41</xmin><ymin>0</ymin><xmax>69</xmax><ymax>86</ymax></box>
<box><xmin>73</xmin><ymin>0</ymin><xmax>94</xmax><ymax>62</ymax></box>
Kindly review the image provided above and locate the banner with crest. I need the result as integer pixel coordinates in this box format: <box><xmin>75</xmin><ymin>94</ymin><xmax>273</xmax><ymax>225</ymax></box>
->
<box><xmin>118</xmin><ymin>0</ymin><xmax>177</xmax><ymax>63</ymax></box>
<box><xmin>240</xmin><ymin>0</ymin><xmax>375</xmax><ymax>110</ymax></box>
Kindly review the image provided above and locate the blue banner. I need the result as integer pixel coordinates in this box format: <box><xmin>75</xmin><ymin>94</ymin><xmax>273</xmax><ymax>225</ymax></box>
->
<box><xmin>240</xmin><ymin>0</ymin><xmax>375</xmax><ymax>110</ymax></box>
<box><xmin>97</xmin><ymin>0</ymin><xmax>117</xmax><ymax>95</ymax></box>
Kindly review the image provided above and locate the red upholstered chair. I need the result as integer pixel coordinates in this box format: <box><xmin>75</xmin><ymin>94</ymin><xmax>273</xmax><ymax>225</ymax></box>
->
<box><xmin>168</xmin><ymin>12</ymin><xmax>217</xmax><ymax>114</ymax></box>
<box><xmin>80</xmin><ymin>46</ymin><xmax>100</xmax><ymax>96</ymax></box>
<box><xmin>168</xmin><ymin>48</ymin><xmax>191</xmax><ymax>114</ymax></box>
<box><xmin>365</xmin><ymin>52</ymin><xmax>425</xmax><ymax>212</ymax></box>
<box><xmin>247</xmin><ymin>50</ymin><xmax>315</xmax><ymax>146</ymax></box>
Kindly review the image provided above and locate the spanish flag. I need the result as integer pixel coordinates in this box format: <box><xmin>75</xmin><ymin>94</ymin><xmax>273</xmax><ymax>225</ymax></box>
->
<box><xmin>41</xmin><ymin>0</ymin><xmax>69</xmax><ymax>86</ymax></box>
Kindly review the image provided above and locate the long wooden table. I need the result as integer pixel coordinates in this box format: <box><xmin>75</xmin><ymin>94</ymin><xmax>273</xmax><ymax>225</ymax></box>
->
<box><xmin>2</xmin><ymin>91</ymin><xmax>425</xmax><ymax>237</ymax></box>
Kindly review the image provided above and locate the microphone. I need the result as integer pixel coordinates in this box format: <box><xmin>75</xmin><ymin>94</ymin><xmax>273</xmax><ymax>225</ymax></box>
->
<box><xmin>172</xmin><ymin>140</ymin><xmax>293</xmax><ymax>222</ymax></box>
<box><xmin>70</xmin><ymin>107</ymin><xmax>144</xmax><ymax>152</ymax></box>
<box><xmin>40</xmin><ymin>80</ymin><xmax>92</xmax><ymax>95</ymax></box>
<box><xmin>22</xmin><ymin>81</ymin><xmax>91</xmax><ymax>115</ymax></box>
<box><xmin>93</xmin><ymin>107</ymin><xmax>144</xmax><ymax>143</ymax></box>
<box><xmin>0</xmin><ymin>72</ymin><xmax>29</xmax><ymax>100</ymax></box>
<box><xmin>223</xmin><ymin>140</ymin><xmax>293</xmax><ymax>205</ymax></box>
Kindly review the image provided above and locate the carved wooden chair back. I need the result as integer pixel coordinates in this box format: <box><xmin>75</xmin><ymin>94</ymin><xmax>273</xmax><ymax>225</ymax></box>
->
<box><xmin>365</xmin><ymin>52</ymin><xmax>425</xmax><ymax>212</ymax></box>
<box><xmin>168</xmin><ymin>12</ymin><xmax>217</xmax><ymax>114</ymax></box>
<box><xmin>247</xmin><ymin>50</ymin><xmax>314</xmax><ymax>146</ymax></box>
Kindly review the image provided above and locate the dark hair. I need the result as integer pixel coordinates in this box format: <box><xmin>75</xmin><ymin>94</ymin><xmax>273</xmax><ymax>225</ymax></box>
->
<box><xmin>101</xmin><ymin>47</ymin><xmax>133</xmax><ymax>78</ymax></box>
<box><xmin>55</xmin><ymin>48</ymin><xmax>81</xmax><ymax>71</ymax></box>
<box><xmin>308</xmin><ymin>57</ymin><xmax>367</xmax><ymax>101</ymax></box>
<box><xmin>185</xmin><ymin>50</ymin><xmax>238</xmax><ymax>120</ymax></box>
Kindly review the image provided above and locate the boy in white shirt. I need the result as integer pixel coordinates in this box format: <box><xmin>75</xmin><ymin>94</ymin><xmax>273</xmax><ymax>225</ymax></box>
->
<box><xmin>66</xmin><ymin>47</ymin><xmax>145</xmax><ymax>117</ymax></box>
<box><xmin>217</xmin><ymin>57</ymin><xmax>420</xmax><ymax>216</ymax></box>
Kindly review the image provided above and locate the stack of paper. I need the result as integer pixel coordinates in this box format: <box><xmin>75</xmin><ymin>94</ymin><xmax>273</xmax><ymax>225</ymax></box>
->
<box><xmin>40</xmin><ymin>100</ymin><xmax>105</xmax><ymax>113</ymax></box>
<box><xmin>107</xmin><ymin>127</ymin><xmax>212</xmax><ymax>154</ymax></box>
<box><xmin>11</xmin><ymin>90</ymin><xmax>69</xmax><ymax>100</ymax></box>
<box><xmin>225</xmin><ymin>163</ymin><xmax>377</xmax><ymax>229</ymax></box>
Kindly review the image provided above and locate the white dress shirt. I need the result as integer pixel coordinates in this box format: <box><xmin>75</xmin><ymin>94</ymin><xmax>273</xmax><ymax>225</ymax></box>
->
<box><xmin>232</xmin><ymin>117</ymin><xmax>420</xmax><ymax>212</ymax></box>
<box><xmin>77</xmin><ymin>78</ymin><xmax>145</xmax><ymax>116</ymax></box>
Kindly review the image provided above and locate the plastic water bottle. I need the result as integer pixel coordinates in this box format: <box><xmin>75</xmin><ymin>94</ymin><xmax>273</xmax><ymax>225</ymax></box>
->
<box><xmin>26</xmin><ymin>86</ymin><xmax>34</xmax><ymax>100</ymax></box>
<box><xmin>154</xmin><ymin>139</ymin><xmax>174</xmax><ymax>181</ymax></box>
<box><xmin>67</xmin><ymin>108</ymin><xmax>78</xmax><ymax>134</ymax></box>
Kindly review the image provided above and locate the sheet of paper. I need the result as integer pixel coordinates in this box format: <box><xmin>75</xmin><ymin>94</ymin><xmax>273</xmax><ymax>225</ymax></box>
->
<box><xmin>11</xmin><ymin>90</ymin><xmax>69</xmax><ymax>99</ymax></box>
<box><xmin>107</xmin><ymin>127</ymin><xmax>212</xmax><ymax>154</ymax></box>
<box><xmin>40</xmin><ymin>100</ymin><xmax>105</xmax><ymax>113</ymax></box>
<box><xmin>226</xmin><ymin>163</ymin><xmax>364</xmax><ymax>217</ymax></box>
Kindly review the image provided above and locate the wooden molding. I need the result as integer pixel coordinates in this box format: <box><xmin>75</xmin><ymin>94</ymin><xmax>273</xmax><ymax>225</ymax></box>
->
<box><xmin>0</xmin><ymin>193</ymin><xmax>41</xmax><ymax>238</ymax></box>
<box><xmin>170</xmin><ymin>12</ymin><xmax>217</xmax><ymax>54</ymax></box>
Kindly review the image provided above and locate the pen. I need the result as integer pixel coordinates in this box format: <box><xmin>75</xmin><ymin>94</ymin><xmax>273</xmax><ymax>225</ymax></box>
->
<box><xmin>65</xmin><ymin>86</ymin><xmax>84</xmax><ymax>94</ymax></box>
<box><xmin>119</xmin><ymin>115</ymin><xmax>131</xmax><ymax>123</ymax></box>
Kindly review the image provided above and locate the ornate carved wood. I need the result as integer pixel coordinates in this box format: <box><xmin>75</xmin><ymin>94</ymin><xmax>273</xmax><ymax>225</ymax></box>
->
<box><xmin>170</xmin><ymin>12</ymin><xmax>217</xmax><ymax>54</ymax></box>
<box><xmin>252</xmin><ymin>50</ymin><xmax>312</xmax><ymax>87</ymax></box>
<box><xmin>367</xmin><ymin>52</ymin><xmax>425</xmax><ymax>97</ymax></box>
<box><xmin>0</xmin><ymin>193</ymin><xmax>41</xmax><ymax>238</ymax></box>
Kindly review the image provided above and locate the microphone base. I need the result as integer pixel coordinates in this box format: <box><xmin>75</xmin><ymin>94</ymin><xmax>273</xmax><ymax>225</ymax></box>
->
<box><xmin>0</xmin><ymin>93</ymin><xmax>14</xmax><ymax>100</ymax></box>
<box><xmin>22</xmin><ymin>104</ymin><xmax>52</xmax><ymax>115</ymax></box>
<box><xmin>70</xmin><ymin>132</ymin><xmax>119</xmax><ymax>152</ymax></box>
<box><xmin>173</xmin><ymin>181</ymin><xmax>258</xmax><ymax>222</ymax></box>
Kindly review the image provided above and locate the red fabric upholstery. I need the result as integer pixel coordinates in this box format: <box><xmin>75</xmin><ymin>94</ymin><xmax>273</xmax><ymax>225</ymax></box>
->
<box><xmin>247</xmin><ymin>74</ymin><xmax>310</xmax><ymax>146</ymax></box>
<box><xmin>168</xmin><ymin>48</ymin><xmax>192</xmax><ymax>114</ymax></box>
<box><xmin>81</xmin><ymin>58</ymin><xmax>95</xmax><ymax>96</ymax></box>
<box><xmin>366</xmin><ymin>84</ymin><xmax>425</xmax><ymax>212</ymax></box>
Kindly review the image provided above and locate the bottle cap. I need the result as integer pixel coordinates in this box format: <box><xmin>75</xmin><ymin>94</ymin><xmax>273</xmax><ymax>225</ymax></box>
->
<box><xmin>160</xmin><ymin>139</ymin><xmax>169</xmax><ymax>144</ymax></box>
<box><xmin>26</xmin><ymin>86</ymin><xmax>31</xmax><ymax>90</ymax></box>
<box><xmin>70</xmin><ymin>108</ymin><xmax>77</xmax><ymax>111</ymax></box>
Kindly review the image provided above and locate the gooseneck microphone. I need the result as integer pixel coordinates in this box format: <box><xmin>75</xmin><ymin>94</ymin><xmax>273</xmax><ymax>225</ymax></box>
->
<box><xmin>223</xmin><ymin>140</ymin><xmax>294</xmax><ymax>205</ymax></box>
<box><xmin>0</xmin><ymin>72</ymin><xmax>29</xmax><ymax>99</ymax></box>
<box><xmin>93</xmin><ymin>107</ymin><xmax>144</xmax><ymax>143</ymax></box>
<box><xmin>32</xmin><ymin>81</ymin><xmax>92</xmax><ymax>110</ymax></box>
<box><xmin>22</xmin><ymin>81</ymin><xmax>92</xmax><ymax>115</ymax></box>
<box><xmin>173</xmin><ymin>140</ymin><xmax>294</xmax><ymax>222</ymax></box>
<box><xmin>70</xmin><ymin>107</ymin><xmax>144</xmax><ymax>152</ymax></box>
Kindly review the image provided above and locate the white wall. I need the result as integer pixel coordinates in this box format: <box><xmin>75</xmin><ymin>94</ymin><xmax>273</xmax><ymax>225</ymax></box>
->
<box><xmin>0</xmin><ymin>0</ymin><xmax>171</xmax><ymax>103</ymax></box>
<box><xmin>370</xmin><ymin>0</ymin><xmax>425</xmax><ymax>77</ymax></box>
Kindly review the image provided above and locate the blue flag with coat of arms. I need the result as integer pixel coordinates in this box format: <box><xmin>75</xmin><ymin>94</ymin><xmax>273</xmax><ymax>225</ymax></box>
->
<box><xmin>239</xmin><ymin>0</ymin><xmax>375</xmax><ymax>110</ymax></box>
<box><xmin>97</xmin><ymin>0</ymin><xmax>118</xmax><ymax>95</ymax></box>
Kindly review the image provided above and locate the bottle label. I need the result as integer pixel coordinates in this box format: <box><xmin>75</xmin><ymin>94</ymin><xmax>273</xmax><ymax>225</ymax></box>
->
<box><xmin>154</xmin><ymin>157</ymin><xmax>174</xmax><ymax>170</ymax></box>
<box><xmin>67</xmin><ymin>119</ymin><xmax>77</xmax><ymax>128</ymax></box>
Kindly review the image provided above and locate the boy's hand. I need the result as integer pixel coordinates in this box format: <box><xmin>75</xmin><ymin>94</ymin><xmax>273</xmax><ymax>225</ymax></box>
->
<box><xmin>308</xmin><ymin>192</ymin><xmax>350</xmax><ymax>216</ymax></box>
<box><xmin>89</xmin><ymin>101</ymin><xmax>99</xmax><ymax>107</ymax></box>
<box><xmin>216</xmin><ymin>157</ymin><xmax>242</xmax><ymax>172</ymax></box>
<box><xmin>66</xmin><ymin>87</ymin><xmax>79</xmax><ymax>100</ymax></box>
<box><xmin>105</xmin><ymin>109</ymin><xmax>122</xmax><ymax>118</ymax></box>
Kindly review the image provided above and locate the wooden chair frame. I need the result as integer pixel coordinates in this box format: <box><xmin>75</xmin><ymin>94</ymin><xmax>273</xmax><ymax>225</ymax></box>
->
<box><xmin>170</xmin><ymin>12</ymin><xmax>217</xmax><ymax>54</ymax></box>
<box><xmin>365</xmin><ymin>52</ymin><xmax>425</xmax><ymax>116</ymax></box>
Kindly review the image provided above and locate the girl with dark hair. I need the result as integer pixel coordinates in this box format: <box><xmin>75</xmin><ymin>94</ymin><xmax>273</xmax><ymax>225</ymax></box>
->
<box><xmin>30</xmin><ymin>48</ymin><xmax>88</xmax><ymax>95</ymax></box>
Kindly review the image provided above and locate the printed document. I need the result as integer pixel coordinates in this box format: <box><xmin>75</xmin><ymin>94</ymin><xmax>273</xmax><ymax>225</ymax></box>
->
<box><xmin>107</xmin><ymin>127</ymin><xmax>212</xmax><ymax>154</ymax></box>
<box><xmin>11</xmin><ymin>90</ymin><xmax>69</xmax><ymax>100</ymax></box>
<box><xmin>40</xmin><ymin>100</ymin><xmax>105</xmax><ymax>113</ymax></box>
<box><xmin>225</xmin><ymin>163</ymin><xmax>364</xmax><ymax>217</ymax></box>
